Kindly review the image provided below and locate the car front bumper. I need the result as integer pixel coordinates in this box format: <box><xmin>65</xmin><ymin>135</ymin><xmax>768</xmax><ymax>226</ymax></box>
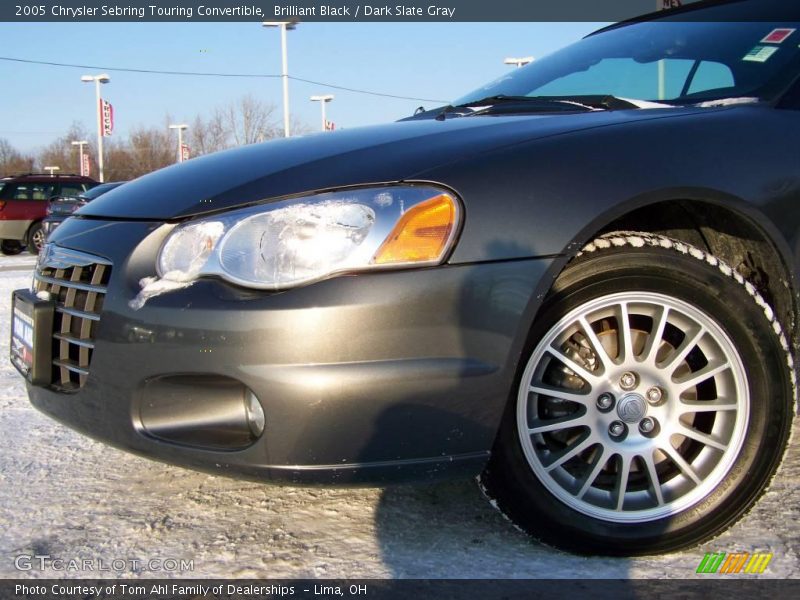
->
<box><xmin>24</xmin><ymin>217</ymin><xmax>553</xmax><ymax>485</ymax></box>
<box><xmin>0</xmin><ymin>219</ymin><xmax>32</xmax><ymax>241</ymax></box>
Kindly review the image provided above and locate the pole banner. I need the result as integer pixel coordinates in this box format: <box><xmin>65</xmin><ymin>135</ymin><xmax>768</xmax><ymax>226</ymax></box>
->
<box><xmin>100</xmin><ymin>99</ymin><xmax>113</xmax><ymax>137</ymax></box>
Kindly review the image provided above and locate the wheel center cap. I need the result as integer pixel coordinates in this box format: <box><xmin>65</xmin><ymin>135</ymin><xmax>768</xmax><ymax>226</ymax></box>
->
<box><xmin>617</xmin><ymin>393</ymin><xmax>647</xmax><ymax>423</ymax></box>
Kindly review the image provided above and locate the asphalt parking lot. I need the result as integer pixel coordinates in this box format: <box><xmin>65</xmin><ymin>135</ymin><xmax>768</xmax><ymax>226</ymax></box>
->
<box><xmin>0</xmin><ymin>252</ymin><xmax>797</xmax><ymax>579</ymax></box>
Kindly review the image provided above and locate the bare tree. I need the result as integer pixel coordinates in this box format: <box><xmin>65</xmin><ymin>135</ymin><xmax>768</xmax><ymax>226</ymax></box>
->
<box><xmin>101</xmin><ymin>115</ymin><xmax>176</xmax><ymax>180</ymax></box>
<box><xmin>35</xmin><ymin>122</ymin><xmax>92</xmax><ymax>175</ymax></box>
<box><xmin>0</xmin><ymin>138</ymin><xmax>35</xmax><ymax>176</ymax></box>
<box><xmin>102</xmin><ymin>122</ymin><xmax>173</xmax><ymax>182</ymax></box>
<box><xmin>189</xmin><ymin>112</ymin><xmax>228</xmax><ymax>156</ymax></box>
<box><xmin>128</xmin><ymin>125</ymin><xmax>174</xmax><ymax>175</ymax></box>
<box><xmin>103</xmin><ymin>138</ymin><xmax>135</xmax><ymax>181</ymax></box>
<box><xmin>289</xmin><ymin>116</ymin><xmax>314</xmax><ymax>137</ymax></box>
<box><xmin>225</xmin><ymin>94</ymin><xmax>281</xmax><ymax>146</ymax></box>
<box><xmin>185</xmin><ymin>95</ymin><xmax>284</xmax><ymax>156</ymax></box>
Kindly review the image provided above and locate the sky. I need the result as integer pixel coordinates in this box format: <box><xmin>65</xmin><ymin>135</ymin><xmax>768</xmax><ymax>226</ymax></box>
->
<box><xmin>0</xmin><ymin>21</ymin><xmax>605</xmax><ymax>154</ymax></box>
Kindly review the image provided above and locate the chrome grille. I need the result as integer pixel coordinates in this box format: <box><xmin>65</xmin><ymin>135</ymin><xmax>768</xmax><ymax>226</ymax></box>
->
<box><xmin>34</xmin><ymin>246</ymin><xmax>111</xmax><ymax>390</ymax></box>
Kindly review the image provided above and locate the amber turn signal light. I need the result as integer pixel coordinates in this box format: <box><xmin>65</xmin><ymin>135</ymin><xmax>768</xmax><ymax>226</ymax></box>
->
<box><xmin>372</xmin><ymin>193</ymin><xmax>459</xmax><ymax>265</ymax></box>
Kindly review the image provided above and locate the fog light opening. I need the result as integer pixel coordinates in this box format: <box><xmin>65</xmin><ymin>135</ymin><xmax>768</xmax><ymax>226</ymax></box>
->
<box><xmin>245</xmin><ymin>391</ymin><xmax>265</xmax><ymax>438</ymax></box>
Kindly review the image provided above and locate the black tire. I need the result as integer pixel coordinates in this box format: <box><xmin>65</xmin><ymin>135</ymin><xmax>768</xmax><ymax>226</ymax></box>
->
<box><xmin>480</xmin><ymin>232</ymin><xmax>794</xmax><ymax>556</ymax></box>
<box><xmin>27</xmin><ymin>222</ymin><xmax>45</xmax><ymax>255</ymax></box>
<box><xmin>1</xmin><ymin>240</ymin><xmax>24</xmax><ymax>256</ymax></box>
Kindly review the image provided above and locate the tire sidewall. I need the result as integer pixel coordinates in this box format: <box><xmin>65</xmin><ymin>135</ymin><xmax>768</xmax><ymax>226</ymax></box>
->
<box><xmin>1</xmin><ymin>240</ymin><xmax>24</xmax><ymax>256</ymax></box>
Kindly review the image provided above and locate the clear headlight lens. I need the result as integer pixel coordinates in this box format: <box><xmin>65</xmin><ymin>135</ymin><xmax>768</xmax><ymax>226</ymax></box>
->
<box><xmin>159</xmin><ymin>221</ymin><xmax>225</xmax><ymax>280</ymax></box>
<box><xmin>157</xmin><ymin>186</ymin><xmax>460</xmax><ymax>290</ymax></box>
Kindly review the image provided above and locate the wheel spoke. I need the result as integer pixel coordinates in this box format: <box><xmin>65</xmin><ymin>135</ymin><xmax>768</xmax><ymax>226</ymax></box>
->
<box><xmin>677</xmin><ymin>425</ymin><xmax>729</xmax><ymax>452</ymax></box>
<box><xmin>679</xmin><ymin>399</ymin><xmax>738</xmax><ymax>413</ymax></box>
<box><xmin>615</xmin><ymin>454</ymin><xmax>632</xmax><ymax>511</ymax></box>
<box><xmin>529</xmin><ymin>384</ymin><xmax>593</xmax><ymax>406</ymax></box>
<box><xmin>675</xmin><ymin>360</ymin><xmax>730</xmax><ymax>394</ymax></box>
<box><xmin>660</xmin><ymin>325</ymin><xmax>705</xmax><ymax>372</ymax></box>
<box><xmin>642</xmin><ymin>452</ymin><xmax>665</xmax><ymax>507</ymax></box>
<box><xmin>576</xmin><ymin>446</ymin><xmax>610</xmax><ymax>499</ymax></box>
<box><xmin>577</xmin><ymin>315</ymin><xmax>613</xmax><ymax>372</ymax></box>
<box><xmin>546</xmin><ymin>347</ymin><xmax>598</xmax><ymax>386</ymax></box>
<box><xmin>544</xmin><ymin>436</ymin><xmax>594</xmax><ymax>472</ymax></box>
<box><xmin>660</xmin><ymin>444</ymin><xmax>702</xmax><ymax>486</ymax></box>
<box><xmin>641</xmin><ymin>306</ymin><xmax>669</xmax><ymax>366</ymax></box>
<box><xmin>528</xmin><ymin>414</ymin><xmax>588</xmax><ymax>435</ymax></box>
<box><xmin>617</xmin><ymin>303</ymin><xmax>634</xmax><ymax>363</ymax></box>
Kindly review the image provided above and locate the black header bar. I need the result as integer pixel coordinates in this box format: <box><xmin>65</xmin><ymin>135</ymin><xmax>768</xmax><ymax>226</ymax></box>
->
<box><xmin>3</xmin><ymin>1</ymin><xmax>719</xmax><ymax>23</ymax></box>
<box><xmin>3</xmin><ymin>579</ymin><xmax>800</xmax><ymax>600</ymax></box>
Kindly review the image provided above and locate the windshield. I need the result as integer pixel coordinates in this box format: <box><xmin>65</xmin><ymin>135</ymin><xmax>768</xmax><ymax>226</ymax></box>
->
<box><xmin>454</xmin><ymin>21</ymin><xmax>800</xmax><ymax>107</ymax></box>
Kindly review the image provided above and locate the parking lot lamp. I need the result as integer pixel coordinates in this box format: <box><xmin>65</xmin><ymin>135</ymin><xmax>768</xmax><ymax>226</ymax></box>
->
<box><xmin>80</xmin><ymin>74</ymin><xmax>111</xmax><ymax>182</ymax></box>
<box><xmin>262</xmin><ymin>21</ymin><xmax>297</xmax><ymax>138</ymax></box>
<box><xmin>310</xmin><ymin>95</ymin><xmax>334</xmax><ymax>131</ymax></box>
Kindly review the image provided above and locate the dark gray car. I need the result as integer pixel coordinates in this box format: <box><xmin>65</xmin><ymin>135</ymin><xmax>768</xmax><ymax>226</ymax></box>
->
<box><xmin>11</xmin><ymin>0</ymin><xmax>800</xmax><ymax>555</ymax></box>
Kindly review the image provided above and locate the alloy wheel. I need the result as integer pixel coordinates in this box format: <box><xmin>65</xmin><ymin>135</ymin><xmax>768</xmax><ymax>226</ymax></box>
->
<box><xmin>517</xmin><ymin>291</ymin><xmax>749</xmax><ymax>523</ymax></box>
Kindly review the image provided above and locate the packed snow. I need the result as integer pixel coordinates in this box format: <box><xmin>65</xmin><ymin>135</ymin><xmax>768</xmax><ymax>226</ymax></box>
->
<box><xmin>0</xmin><ymin>253</ymin><xmax>797</xmax><ymax>579</ymax></box>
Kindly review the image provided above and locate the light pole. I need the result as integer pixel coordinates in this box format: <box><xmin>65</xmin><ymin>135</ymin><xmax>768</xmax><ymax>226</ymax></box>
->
<box><xmin>310</xmin><ymin>95</ymin><xmax>334</xmax><ymax>131</ymax></box>
<box><xmin>503</xmin><ymin>56</ymin><xmax>534</xmax><ymax>68</ymax></box>
<box><xmin>656</xmin><ymin>1</ymin><xmax>669</xmax><ymax>99</ymax></box>
<box><xmin>44</xmin><ymin>166</ymin><xmax>60</xmax><ymax>176</ymax></box>
<box><xmin>80</xmin><ymin>73</ymin><xmax>110</xmax><ymax>182</ymax></box>
<box><xmin>168</xmin><ymin>124</ymin><xmax>188</xmax><ymax>163</ymax></box>
<box><xmin>262</xmin><ymin>20</ymin><xmax>297</xmax><ymax>138</ymax></box>
<box><xmin>71</xmin><ymin>140</ymin><xmax>88</xmax><ymax>176</ymax></box>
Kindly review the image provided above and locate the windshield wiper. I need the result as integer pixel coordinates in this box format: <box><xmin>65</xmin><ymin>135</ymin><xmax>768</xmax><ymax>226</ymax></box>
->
<box><xmin>436</xmin><ymin>95</ymin><xmax>596</xmax><ymax>120</ymax></box>
<box><xmin>435</xmin><ymin>94</ymin><xmax>672</xmax><ymax>120</ymax></box>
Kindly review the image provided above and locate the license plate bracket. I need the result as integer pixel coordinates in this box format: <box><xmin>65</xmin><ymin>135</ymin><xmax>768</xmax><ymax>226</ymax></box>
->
<box><xmin>10</xmin><ymin>289</ymin><xmax>54</xmax><ymax>386</ymax></box>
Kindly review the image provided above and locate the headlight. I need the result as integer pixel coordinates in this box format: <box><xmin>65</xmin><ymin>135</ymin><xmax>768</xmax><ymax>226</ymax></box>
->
<box><xmin>157</xmin><ymin>185</ymin><xmax>460</xmax><ymax>290</ymax></box>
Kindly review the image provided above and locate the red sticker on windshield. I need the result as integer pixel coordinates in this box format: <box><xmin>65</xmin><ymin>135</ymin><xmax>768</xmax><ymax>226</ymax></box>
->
<box><xmin>762</xmin><ymin>28</ymin><xmax>795</xmax><ymax>44</ymax></box>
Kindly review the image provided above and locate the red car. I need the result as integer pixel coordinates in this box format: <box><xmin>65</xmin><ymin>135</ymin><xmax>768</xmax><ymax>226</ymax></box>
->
<box><xmin>0</xmin><ymin>173</ymin><xmax>97</xmax><ymax>255</ymax></box>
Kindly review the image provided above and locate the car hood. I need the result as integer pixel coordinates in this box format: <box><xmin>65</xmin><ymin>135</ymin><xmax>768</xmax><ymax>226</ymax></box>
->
<box><xmin>81</xmin><ymin>107</ymin><xmax>707</xmax><ymax>220</ymax></box>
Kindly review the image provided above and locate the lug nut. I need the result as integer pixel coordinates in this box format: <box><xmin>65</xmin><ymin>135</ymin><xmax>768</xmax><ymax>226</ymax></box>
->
<box><xmin>646</xmin><ymin>386</ymin><xmax>663</xmax><ymax>405</ymax></box>
<box><xmin>639</xmin><ymin>417</ymin><xmax>656</xmax><ymax>434</ymax></box>
<box><xmin>619</xmin><ymin>371</ymin><xmax>637</xmax><ymax>390</ymax></box>
<box><xmin>596</xmin><ymin>393</ymin><xmax>614</xmax><ymax>410</ymax></box>
<box><xmin>609</xmin><ymin>421</ymin><xmax>626</xmax><ymax>437</ymax></box>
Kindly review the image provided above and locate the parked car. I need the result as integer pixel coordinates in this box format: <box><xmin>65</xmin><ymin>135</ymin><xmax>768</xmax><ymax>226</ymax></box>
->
<box><xmin>11</xmin><ymin>0</ymin><xmax>800</xmax><ymax>555</ymax></box>
<box><xmin>43</xmin><ymin>182</ymin><xmax>126</xmax><ymax>239</ymax></box>
<box><xmin>0</xmin><ymin>173</ymin><xmax>97</xmax><ymax>255</ymax></box>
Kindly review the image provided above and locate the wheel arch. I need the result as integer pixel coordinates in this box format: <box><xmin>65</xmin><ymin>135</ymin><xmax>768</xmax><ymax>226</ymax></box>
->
<box><xmin>26</xmin><ymin>218</ymin><xmax>43</xmax><ymax>234</ymax></box>
<box><xmin>542</xmin><ymin>189</ymin><xmax>799</xmax><ymax>359</ymax></box>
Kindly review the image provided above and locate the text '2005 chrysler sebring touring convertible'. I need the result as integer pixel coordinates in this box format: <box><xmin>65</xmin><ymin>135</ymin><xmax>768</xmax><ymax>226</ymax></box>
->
<box><xmin>10</xmin><ymin>0</ymin><xmax>800</xmax><ymax>555</ymax></box>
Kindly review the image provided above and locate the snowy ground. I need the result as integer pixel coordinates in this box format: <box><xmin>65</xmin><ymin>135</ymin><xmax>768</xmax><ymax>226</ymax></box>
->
<box><xmin>0</xmin><ymin>252</ymin><xmax>797</xmax><ymax>580</ymax></box>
